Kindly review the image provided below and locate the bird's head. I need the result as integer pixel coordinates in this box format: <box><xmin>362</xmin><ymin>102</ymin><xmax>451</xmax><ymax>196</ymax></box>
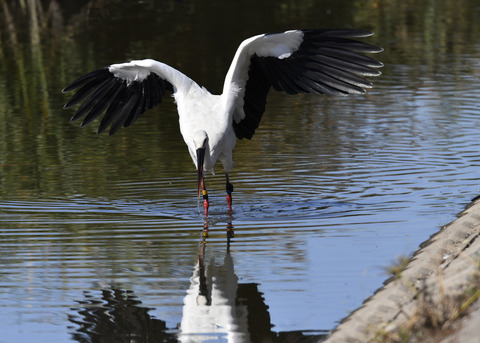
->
<box><xmin>193</xmin><ymin>131</ymin><xmax>209</xmax><ymax>198</ymax></box>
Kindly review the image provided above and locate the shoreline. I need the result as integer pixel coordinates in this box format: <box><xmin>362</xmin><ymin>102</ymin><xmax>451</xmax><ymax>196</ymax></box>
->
<box><xmin>324</xmin><ymin>197</ymin><xmax>480</xmax><ymax>342</ymax></box>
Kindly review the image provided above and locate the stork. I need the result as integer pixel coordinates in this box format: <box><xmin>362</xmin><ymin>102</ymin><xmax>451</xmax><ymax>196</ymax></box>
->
<box><xmin>62</xmin><ymin>29</ymin><xmax>383</xmax><ymax>218</ymax></box>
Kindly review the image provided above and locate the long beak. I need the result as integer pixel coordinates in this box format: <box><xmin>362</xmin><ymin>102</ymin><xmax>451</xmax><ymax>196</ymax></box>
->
<box><xmin>196</xmin><ymin>147</ymin><xmax>206</xmax><ymax>198</ymax></box>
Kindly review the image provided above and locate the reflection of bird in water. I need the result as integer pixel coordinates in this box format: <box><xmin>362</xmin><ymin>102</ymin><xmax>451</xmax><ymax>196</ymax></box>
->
<box><xmin>179</xmin><ymin>225</ymin><xmax>250</xmax><ymax>342</ymax></box>
<box><xmin>179</xmin><ymin>225</ymin><xmax>327</xmax><ymax>342</ymax></box>
<box><xmin>62</xmin><ymin>29</ymin><xmax>382</xmax><ymax>217</ymax></box>
<box><xmin>181</xmin><ymin>224</ymin><xmax>328</xmax><ymax>342</ymax></box>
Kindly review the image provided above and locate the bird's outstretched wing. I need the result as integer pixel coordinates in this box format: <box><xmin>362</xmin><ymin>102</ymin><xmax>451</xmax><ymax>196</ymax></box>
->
<box><xmin>224</xmin><ymin>29</ymin><xmax>384</xmax><ymax>140</ymax></box>
<box><xmin>62</xmin><ymin>60</ymin><xmax>185</xmax><ymax>135</ymax></box>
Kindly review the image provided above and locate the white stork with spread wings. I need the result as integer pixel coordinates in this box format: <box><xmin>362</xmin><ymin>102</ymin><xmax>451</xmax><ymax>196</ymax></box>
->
<box><xmin>63</xmin><ymin>29</ymin><xmax>383</xmax><ymax>217</ymax></box>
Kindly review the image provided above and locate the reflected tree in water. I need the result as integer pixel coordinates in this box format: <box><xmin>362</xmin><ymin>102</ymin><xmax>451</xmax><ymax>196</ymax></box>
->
<box><xmin>1</xmin><ymin>0</ymin><xmax>480</xmax><ymax>198</ymax></box>
<box><xmin>69</xmin><ymin>288</ymin><xmax>177</xmax><ymax>343</ymax></box>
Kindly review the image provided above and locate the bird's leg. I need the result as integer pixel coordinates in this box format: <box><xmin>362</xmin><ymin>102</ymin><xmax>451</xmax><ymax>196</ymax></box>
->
<box><xmin>225</xmin><ymin>173</ymin><xmax>234</xmax><ymax>213</ymax></box>
<box><xmin>202</xmin><ymin>177</ymin><xmax>209</xmax><ymax>218</ymax></box>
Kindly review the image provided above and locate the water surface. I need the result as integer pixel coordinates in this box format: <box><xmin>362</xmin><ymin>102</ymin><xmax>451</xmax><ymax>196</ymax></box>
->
<box><xmin>1</xmin><ymin>1</ymin><xmax>480</xmax><ymax>342</ymax></box>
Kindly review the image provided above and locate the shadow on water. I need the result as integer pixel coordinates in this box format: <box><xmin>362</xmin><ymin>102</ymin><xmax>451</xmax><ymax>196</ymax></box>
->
<box><xmin>68</xmin><ymin>219</ymin><xmax>327</xmax><ymax>343</ymax></box>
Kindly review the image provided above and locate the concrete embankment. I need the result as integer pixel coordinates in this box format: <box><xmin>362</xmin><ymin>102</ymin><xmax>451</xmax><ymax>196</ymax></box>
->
<box><xmin>324</xmin><ymin>197</ymin><xmax>480</xmax><ymax>343</ymax></box>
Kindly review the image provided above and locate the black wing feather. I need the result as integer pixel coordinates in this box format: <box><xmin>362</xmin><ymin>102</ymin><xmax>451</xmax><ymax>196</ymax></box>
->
<box><xmin>97</xmin><ymin>86</ymin><xmax>129</xmax><ymax>134</ymax></box>
<box><xmin>70</xmin><ymin>78</ymin><xmax>116</xmax><ymax>121</ymax></box>
<box><xmin>109</xmin><ymin>84</ymin><xmax>141</xmax><ymax>135</ymax></box>
<box><xmin>63</xmin><ymin>72</ymin><xmax>111</xmax><ymax>109</ymax></box>
<box><xmin>233</xmin><ymin>29</ymin><xmax>383</xmax><ymax>140</ymax></box>
<box><xmin>233</xmin><ymin>56</ymin><xmax>270</xmax><ymax>139</ymax></box>
<box><xmin>79</xmin><ymin>80</ymin><xmax>124</xmax><ymax>127</ymax></box>
<box><xmin>63</xmin><ymin>67</ymin><xmax>173</xmax><ymax>135</ymax></box>
<box><xmin>62</xmin><ymin>68</ymin><xmax>110</xmax><ymax>93</ymax></box>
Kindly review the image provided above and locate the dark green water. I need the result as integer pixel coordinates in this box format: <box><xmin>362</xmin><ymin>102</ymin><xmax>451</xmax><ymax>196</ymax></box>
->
<box><xmin>1</xmin><ymin>0</ymin><xmax>480</xmax><ymax>341</ymax></box>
